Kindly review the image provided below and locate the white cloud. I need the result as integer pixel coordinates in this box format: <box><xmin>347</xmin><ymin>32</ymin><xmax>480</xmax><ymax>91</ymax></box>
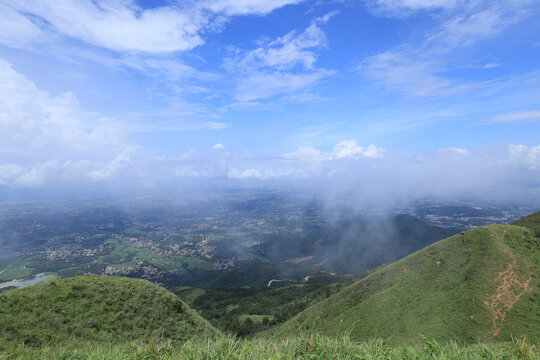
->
<box><xmin>333</xmin><ymin>141</ymin><xmax>385</xmax><ymax>159</ymax></box>
<box><xmin>358</xmin><ymin>1</ymin><xmax>534</xmax><ymax>97</ymax></box>
<box><xmin>13</xmin><ymin>159</ymin><xmax>63</xmax><ymax>186</ymax></box>
<box><xmin>508</xmin><ymin>144</ymin><xmax>540</xmax><ymax>170</ymax></box>
<box><xmin>226</xmin><ymin>13</ymin><xmax>336</xmax><ymax>102</ymax></box>
<box><xmin>213</xmin><ymin>143</ymin><xmax>226</xmax><ymax>150</ymax></box>
<box><xmin>233</xmin><ymin>17</ymin><xmax>330</xmax><ymax>71</ymax></box>
<box><xmin>437</xmin><ymin>147</ymin><xmax>468</xmax><ymax>155</ymax></box>
<box><xmin>0</xmin><ymin>57</ymin><xmax>138</xmax><ymax>185</ymax></box>
<box><xmin>1</xmin><ymin>1</ymin><xmax>205</xmax><ymax>53</ymax></box>
<box><xmin>427</xmin><ymin>4</ymin><xmax>528</xmax><ymax>49</ymax></box>
<box><xmin>0</xmin><ymin>164</ymin><xmax>24</xmax><ymax>185</ymax></box>
<box><xmin>0</xmin><ymin>0</ymin><xmax>303</xmax><ymax>54</ymax></box>
<box><xmin>228</xmin><ymin>168</ymin><xmax>262</xmax><ymax>179</ymax></box>
<box><xmin>235</xmin><ymin>71</ymin><xmax>331</xmax><ymax>102</ymax></box>
<box><xmin>282</xmin><ymin>140</ymin><xmax>384</xmax><ymax>162</ymax></box>
<box><xmin>0</xmin><ymin>3</ymin><xmax>46</xmax><ymax>49</ymax></box>
<box><xmin>0</xmin><ymin>58</ymin><xmax>124</xmax><ymax>158</ymax></box>
<box><xmin>282</xmin><ymin>146</ymin><xmax>333</xmax><ymax>162</ymax></box>
<box><xmin>485</xmin><ymin>110</ymin><xmax>540</xmax><ymax>124</ymax></box>
<box><xmin>198</xmin><ymin>0</ymin><xmax>304</xmax><ymax>16</ymax></box>
<box><xmin>483</xmin><ymin>62</ymin><xmax>501</xmax><ymax>69</ymax></box>
<box><xmin>364</xmin><ymin>0</ymin><xmax>464</xmax><ymax>17</ymax></box>
<box><xmin>360</xmin><ymin>50</ymin><xmax>452</xmax><ymax>96</ymax></box>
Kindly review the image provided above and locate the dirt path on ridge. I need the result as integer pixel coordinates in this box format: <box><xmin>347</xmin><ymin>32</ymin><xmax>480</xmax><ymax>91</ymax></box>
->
<box><xmin>483</xmin><ymin>230</ymin><xmax>533</xmax><ymax>338</ymax></box>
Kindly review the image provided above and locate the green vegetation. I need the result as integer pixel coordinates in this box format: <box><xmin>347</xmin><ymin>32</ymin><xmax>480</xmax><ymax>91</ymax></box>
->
<box><xmin>2</xmin><ymin>213</ymin><xmax>540</xmax><ymax>358</ymax></box>
<box><xmin>98</xmin><ymin>237</ymin><xmax>214</xmax><ymax>272</ymax></box>
<box><xmin>0</xmin><ymin>333</ymin><xmax>538</xmax><ymax>359</ymax></box>
<box><xmin>123</xmin><ymin>228</ymin><xmax>148</xmax><ymax>236</ymax></box>
<box><xmin>175</xmin><ymin>283</ymin><xmax>344</xmax><ymax>335</ymax></box>
<box><xmin>238</xmin><ymin>314</ymin><xmax>275</xmax><ymax>324</ymax></box>
<box><xmin>513</xmin><ymin>211</ymin><xmax>540</xmax><ymax>238</ymax></box>
<box><xmin>0</xmin><ymin>275</ymin><xmax>219</xmax><ymax>346</ymax></box>
<box><xmin>173</xmin><ymin>263</ymin><xmax>354</xmax><ymax>287</ymax></box>
<box><xmin>0</xmin><ymin>259</ymin><xmax>34</xmax><ymax>281</ymax></box>
<box><xmin>0</xmin><ymin>256</ymin><xmax>29</xmax><ymax>281</ymax></box>
<box><xmin>275</xmin><ymin>220</ymin><xmax>540</xmax><ymax>345</ymax></box>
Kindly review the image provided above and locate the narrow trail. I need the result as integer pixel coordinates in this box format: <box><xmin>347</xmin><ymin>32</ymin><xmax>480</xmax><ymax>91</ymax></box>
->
<box><xmin>483</xmin><ymin>230</ymin><xmax>533</xmax><ymax>338</ymax></box>
<box><xmin>267</xmin><ymin>276</ymin><xmax>311</xmax><ymax>287</ymax></box>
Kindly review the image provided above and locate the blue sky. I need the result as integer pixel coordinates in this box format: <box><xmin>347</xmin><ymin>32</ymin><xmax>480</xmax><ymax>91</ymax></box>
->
<box><xmin>1</xmin><ymin>0</ymin><xmax>540</xmax><ymax>201</ymax></box>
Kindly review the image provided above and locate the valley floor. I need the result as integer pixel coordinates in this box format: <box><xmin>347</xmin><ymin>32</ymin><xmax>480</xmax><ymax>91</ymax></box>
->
<box><xmin>1</xmin><ymin>334</ymin><xmax>538</xmax><ymax>360</ymax></box>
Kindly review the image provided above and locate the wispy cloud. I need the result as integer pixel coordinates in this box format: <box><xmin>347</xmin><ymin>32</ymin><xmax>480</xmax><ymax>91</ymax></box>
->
<box><xmin>198</xmin><ymin>0</ymin><xmax>304</xmax><ymax>16</ymax></box>
<box><xmin>224</xmin><ymin>12</ymin><xmax>337</xmax><ymax>102</ymax></box>
<box><xmin>359</xmin><ymin>49</ymin><xmax>452</xmax><ymax>96</ymax></box>
<box><xmin>482</xmin><ymin>110</ymin><xmax>540</xmax><ymax>124</ymax></box>
<box><xmin>234</xmin><ymin>71</ymin><xmax>332</xmax><ymax>102</ymax></box>
<box><xmin>483</xmin><ymin>62</ymin><xmax>501</xmax><ymax>69</ymax></box>
<box><xmin>0</xmin><ymin>2</ymin><xmax>47</xmax><ymax>49</ymax></box>
<box><xmin>427</xmin><ymin>2</ymin><xmax>530</xmax><ymax>49</ymax></box>
<box><xmin>364</xmin><ymin>0</ymin><xmax>465</xmax><ymax>18</ymax></box>
<box><xmin>357</xmin><ymin>1</ymin><xmax>534</xmax><ymax>97</ymax></box>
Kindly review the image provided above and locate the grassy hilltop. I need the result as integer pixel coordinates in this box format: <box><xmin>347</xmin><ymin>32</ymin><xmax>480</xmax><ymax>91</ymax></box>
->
<box><xmin>273</xmin><ymin>212</ymin><xmax>540</xmax><ymax>345</ymax></box>
<box><xmin>0</xmin><ymin>275</ymin><xmax>219</xmax><ymax>346</ymax></box>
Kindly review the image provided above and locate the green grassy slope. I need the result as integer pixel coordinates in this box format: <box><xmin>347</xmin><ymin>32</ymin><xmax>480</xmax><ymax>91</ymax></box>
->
<box><xmin>0</xmin><ymin>275</ymin><xmax>220</xmax><ymax>346</ymax></box>
<box><xmin>274</xmin><ymin>216</ymin><xmax>540</xmax><ymax>345</ymax></box>
<box><xmin>513</xmin><ymin>211</ymin><xmax>540</xmax><ymax>237</ymax></box>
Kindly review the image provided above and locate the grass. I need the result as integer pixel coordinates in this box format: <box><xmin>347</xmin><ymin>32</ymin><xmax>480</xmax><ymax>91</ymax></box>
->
<box><xmin>0</xmin><ymin>275</ymin><xmax>219</xmax><ymax>346</ymax></box>
<box><xmin>0</xmin><ymin>333</ymin><xmax>538</xmax><ymax>359</ymax></box>
<box><xmin>0</xmin><ymin>256</ymin><xmax>34</xmax><ymax>282</ymax></box>
<box><xmin>238</xmin><ymin>314</ymin><xmax>275</xmax><ymax>324</ymax></box>
<box><xmin>513</xmin><ymin>212</ymin><xmax>540</xmax><ymax>238</ymax></box>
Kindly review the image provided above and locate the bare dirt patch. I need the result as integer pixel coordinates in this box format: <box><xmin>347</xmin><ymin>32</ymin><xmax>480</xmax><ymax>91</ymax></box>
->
<box><xmin>483</xmin><ymin>234</ymin><xmax>533</xmax><ymax>338</ymax></box>
<box><xmin>284</xmin><ymin>256</ymin><xmax>314</xmax><ymax>264</ymax></box>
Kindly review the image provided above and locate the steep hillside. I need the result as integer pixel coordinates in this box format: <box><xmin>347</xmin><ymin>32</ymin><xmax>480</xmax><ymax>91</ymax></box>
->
<box><xmin>0</xmin><ymin>275</ymin><xmax>220</xmax><ymax>346</ymax></box>
<box><xmin>274</xmin><ymin>216</ymin><xmax>540</xmax><ymax>345</ymax></box>
<box><xmin>513</xmin><ymin>211</ymin><xmax>540</xmax><ymax>237</ymax></box>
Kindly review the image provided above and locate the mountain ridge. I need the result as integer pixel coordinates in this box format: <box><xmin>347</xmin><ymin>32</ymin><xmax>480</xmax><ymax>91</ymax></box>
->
<box><xmin>271</xmin><ymin>212</ymin><xmax>540</xmax><ymax>345</ymax></box>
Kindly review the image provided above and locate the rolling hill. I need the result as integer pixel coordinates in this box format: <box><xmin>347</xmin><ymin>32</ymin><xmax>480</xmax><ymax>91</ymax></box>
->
<box><xmin>0</xmin><ymin>275</ymin><xmax>220</xmax><ymax>346</ymax></box>
<box><xmin>273</xmin><ymin>212</ymin><xmax>540</xmax><ymax>345</ymax></box>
